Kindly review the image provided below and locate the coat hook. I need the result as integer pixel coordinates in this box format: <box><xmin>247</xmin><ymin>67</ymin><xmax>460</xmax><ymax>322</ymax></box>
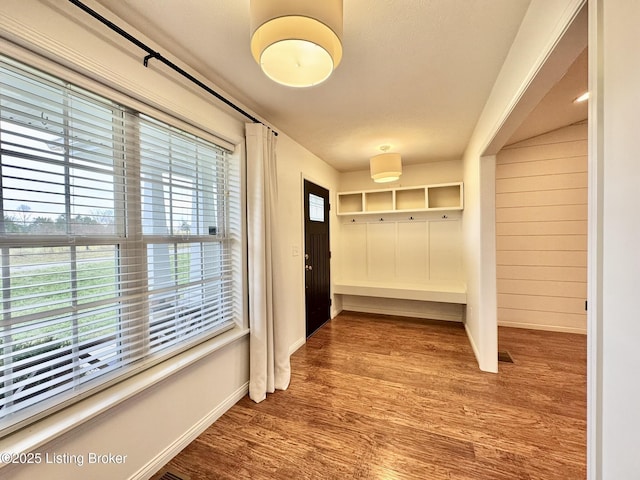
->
<box><xmin>442</xmin><ymin>214</ymin><xmax>448</xmax><ymax>219</ymax></box>
<box><xmin>351</xmin><ymin>219</ymin><xmax>356</xmax><ymax>223</ymax></box>
<box><xmin>379</xmin><ymin>218</ymin><xmax>384</xmax><ymax>221</ymax></box>
<box><xmin>409</xmin><ymin>216</ymin><xmax>414</xmax><ymax>220</ymax></box>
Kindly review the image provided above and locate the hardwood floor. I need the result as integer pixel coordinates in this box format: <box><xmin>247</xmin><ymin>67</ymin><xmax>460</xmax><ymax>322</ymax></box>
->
<box><xmin>158</xmin><ymin>312</ymin><xmax>587</xmax><ymax>479</ymax></box>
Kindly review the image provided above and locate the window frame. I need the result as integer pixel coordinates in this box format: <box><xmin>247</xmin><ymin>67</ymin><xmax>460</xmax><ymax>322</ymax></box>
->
<box><xmin>0</xmin><ymin>52</ymin><xmax>243</xmax><ymax>438</ymax></box>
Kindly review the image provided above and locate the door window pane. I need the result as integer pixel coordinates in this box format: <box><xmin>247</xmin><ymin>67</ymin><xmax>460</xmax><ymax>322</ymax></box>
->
<box><xmin>309</xmin><ymin>193</ymin><xmax>324</xmax><ymax>222</ymax></box>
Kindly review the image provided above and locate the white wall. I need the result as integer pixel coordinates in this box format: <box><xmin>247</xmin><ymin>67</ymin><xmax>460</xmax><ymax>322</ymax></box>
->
<box><xmin>462</xmin><ymin>0</ymin><xmax>586</xmax><ymax>372</ymax></box>
<box><xmin>2</xmin><ymin>338</ymin><xmax>249</xmax><ymax>480</ymax></box>
<box><xmin>0</xmin><ymin>0</ymin><xmax>339</xmax><ymax>478</ymax></box>
<box><xmin>339</xmin><ymin>159</ymin><xmax>462</xmax><ymax>192</ymax></box>
<box><xmin>273</xmin><ymin>134</ymin><xmax>340</xmax><ymax>352</ymax></box>
<box><xmin>590</xmin><ymin>1</ymin><xmax>640</xmax><ymax>477</ymax></box>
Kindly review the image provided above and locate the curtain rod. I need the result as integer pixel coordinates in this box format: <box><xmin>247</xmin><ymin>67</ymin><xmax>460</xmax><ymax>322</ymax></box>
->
<box><xmin>68</xmin><ymin>0</ymin><xmax>277</xmax><ymax>135</ymax></box>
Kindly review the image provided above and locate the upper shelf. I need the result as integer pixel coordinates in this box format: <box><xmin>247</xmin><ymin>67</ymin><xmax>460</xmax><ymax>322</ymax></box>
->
<box><xmin>337</xmin><ymin>182</ymin><xmax>463</xmax><ymax>215</ymax></box>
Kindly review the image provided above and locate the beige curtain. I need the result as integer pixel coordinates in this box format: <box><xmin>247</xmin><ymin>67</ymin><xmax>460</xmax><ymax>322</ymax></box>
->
<box><xmin>245</xmin><ymin>123</ymin><xmax>291</xmax><ymax>402</ymax></box>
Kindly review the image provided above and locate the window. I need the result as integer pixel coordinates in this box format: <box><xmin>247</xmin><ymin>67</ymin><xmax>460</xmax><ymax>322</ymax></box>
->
<box><xmin>0</xmin><ymin>56</ymin><xmax>239</xmax><ymax>434</ymax></box>
<box><xmin>308</xmin><ymin>193</ymin><xmax>325</xmax><ymax>222</ymax></box>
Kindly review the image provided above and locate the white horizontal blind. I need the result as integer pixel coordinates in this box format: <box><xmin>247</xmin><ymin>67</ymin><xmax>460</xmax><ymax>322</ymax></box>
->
<box><xmin>0</xmin><ymin>56</ymin><xmax>237</xmax><ymax>433</ymax></box>
<box><xmin>136</xmin><ymin>114</ymin><xmax>235</xmax><ymax>355</ymax></box>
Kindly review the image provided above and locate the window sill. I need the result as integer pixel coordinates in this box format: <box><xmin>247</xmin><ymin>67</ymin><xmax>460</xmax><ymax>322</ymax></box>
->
<box><xmin>0</xmin><ymin>325</ymin><xmax>250</xmax><ymax>461</ymax></box>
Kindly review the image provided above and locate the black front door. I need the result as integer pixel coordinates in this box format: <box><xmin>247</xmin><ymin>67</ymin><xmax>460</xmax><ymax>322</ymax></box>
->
<box><xmin>304</xmin><ymin>180</ymin><xmax>330</xmax><ymax>337</ymax></box>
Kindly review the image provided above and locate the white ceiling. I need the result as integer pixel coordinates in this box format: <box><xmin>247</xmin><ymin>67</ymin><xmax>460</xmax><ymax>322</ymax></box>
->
<box><xmin>90</xmin><ymin>0</ymin><xmax>585</xmax><ymax>172</ymax></box>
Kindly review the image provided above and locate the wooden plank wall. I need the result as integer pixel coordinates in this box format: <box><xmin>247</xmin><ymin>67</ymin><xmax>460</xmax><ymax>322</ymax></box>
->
<box><xmin>496</xmin><ymin>122</ymin><xmax>587</xmax><ymax>333</ymax></box>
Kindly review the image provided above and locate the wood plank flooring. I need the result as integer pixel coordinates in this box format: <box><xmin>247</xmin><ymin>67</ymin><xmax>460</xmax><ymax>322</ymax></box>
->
<box><xmin>158</xmin><ymin>312</ymin><xmax>587</xmax><ymax>479</ymax></box>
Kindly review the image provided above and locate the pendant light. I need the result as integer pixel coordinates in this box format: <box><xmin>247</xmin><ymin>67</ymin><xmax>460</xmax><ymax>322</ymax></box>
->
<box><xmin>370</xmin><ymin>146</ymin><xmax>402</xmax><ymax>183</ymax></box>
<box><xmin>250</xmin><ymin>0</ymin><xmax>343</xmax><ymax>88</ymax></box>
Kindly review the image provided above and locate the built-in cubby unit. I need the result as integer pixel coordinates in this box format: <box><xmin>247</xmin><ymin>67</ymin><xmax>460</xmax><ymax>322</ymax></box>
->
<box><xmin>335</xmin><ymin>181</ymin><xmax>467</xmax><ymax>313</ymax></box>
<box><xmin>364</xmin><ymin>190</ymin><xmax>393</xmax><ymax>212</ymax></box>
<box><xmin>337</xmin><ymin>192</ymin><xmax>364</xmax><ymax>214</ymax></box>
<box><xmin>395</xmin><ymin>187</ymin><xmax>426</xmax><ymax>210</ymax></box>
<box><xmin>428</xmin><ymin>184</ymin><xmax>462</xmax><ymax>209</ymax></box>
<box><xmin>337</xmin><ymin>182</ymin><xmax>463</xmax><ymax>215</ymax></box>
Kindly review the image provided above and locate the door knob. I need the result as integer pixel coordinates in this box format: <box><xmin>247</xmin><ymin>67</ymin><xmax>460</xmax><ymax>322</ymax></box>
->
<box><xmin>305</xmin><ymin>265</ymin><xmax>313</xmax><ymax>271</ymax></box>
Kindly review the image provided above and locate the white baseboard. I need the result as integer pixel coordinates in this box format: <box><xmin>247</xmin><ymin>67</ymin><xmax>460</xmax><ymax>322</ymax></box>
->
<box><xmin>341</xmin><ymin>305</ymin><xmax>463</xmax><ymax>323</ymax></box>
<box><xmin>499</xmin><ymin>321</ymin><xmax>587</xmax><ymax>335</ymax></box>
<box><xmin>464</xmin><ymin>321</ymin><xmax>481</xmax><ymax>367</ymax></box>
<box><xmin>339</xmin><ymin>295</ymin><xmax>464</xmax><ymax>323</ymax></box>
<box><xmin>464</xmin><ymin>322</ymin><xmax>498</xmax><ymax>373</ymax></box>
<box><xmin>130</xmin><ymin>381</ymin><xmax>249</xmax><ymax>480</ymax></box>
<box><xmin>289</xmin><ymin>336</ymin><xmax>306</xmax><ymax>356</ymax></box>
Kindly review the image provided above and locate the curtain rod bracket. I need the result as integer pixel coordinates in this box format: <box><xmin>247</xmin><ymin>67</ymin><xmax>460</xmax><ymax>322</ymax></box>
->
<box><xmin>68</xmin><ymin>0</ymin><xmax>278</xmax><ymax>136</ymax></box>
<box><xmin>143</xmin><ymin>52</ymin><xmax>160</xmax><ymax>68</ymax></box>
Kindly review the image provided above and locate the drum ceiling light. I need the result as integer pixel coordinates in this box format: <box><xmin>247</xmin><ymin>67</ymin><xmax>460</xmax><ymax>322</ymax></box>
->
<box><xmin>250</xmin><ymin>0</ymin><xmax>343</xmax><ymax>88</ymax></box>
<box><xmin>370</xmin><ymin>146</ymin><xmax>402</xmax><ymax>183</ymax></box>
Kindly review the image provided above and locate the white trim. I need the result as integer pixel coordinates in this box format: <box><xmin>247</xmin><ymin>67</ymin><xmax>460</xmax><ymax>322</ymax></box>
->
<box><xmin>343</xmin><ymin>305</ymin><xmax>462</xmax><ymax>323</ymax></box>
<box><xmin>587</xmin><ymin>1</ymin><xmax>604</xmax><ymax>478</ymax></box>
<box><xmin>334</xmin><ymin>282</ymin><xmax>466</xmax><ymax>304</ymax></box>
<box><xmin>480</xmin><ymin>0</ymin><xmax>587</xmax><ymax>157</ymax></box>
<box><xmin>129</xmin><ymin>381</ymin><xmax>249</xmax><ymax>480</ymax></box>
<box><xmin>464</xmin><ymin>322</ymin><xmax>482</xmax><ymax>367</ymax></box>
<box><xmin>341</xmin><ymin>306</ymin><xmax>463</xmax><ymax>323</ymax></box>
<box><xmin>289</xmin><ymin>337</ymin><xmax>306</xmax><ymax>356</ymax></box>
<box><xmin>498</xmin><ymin>321</ymin><xmax>586</xmax><ymax>335</ymax></box>
<box><xmin>479</xmin><ymin>155</ymin><xmax>498</xmax><ymax>373</ymax></box>
<box><xmin>0</xmin><ymin>327</ymin><xmax>249</xmax><ymax>466</ymax></box>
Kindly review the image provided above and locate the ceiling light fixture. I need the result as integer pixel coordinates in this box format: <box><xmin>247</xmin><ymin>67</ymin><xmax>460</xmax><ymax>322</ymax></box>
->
<box><xmin>370</xmin><ymin>146</ymin><xmax>402</xmax><ymax>183</ymax></box>
<box><xmin>574</xmin><ymin>91</ymin><xmax>590</xmax><ymax>103</ymax></box>
<box><xmin>249</xmin><ymin>0</ymin><xmax>343</xmax><ymax>88</ymax></box>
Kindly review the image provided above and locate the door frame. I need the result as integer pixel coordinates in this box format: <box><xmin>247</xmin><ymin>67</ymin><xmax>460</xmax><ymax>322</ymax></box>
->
<box><xmin>300</xmin><ymin>174</ymin><xmax>333</xmax><ymax>336</ymax></box>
